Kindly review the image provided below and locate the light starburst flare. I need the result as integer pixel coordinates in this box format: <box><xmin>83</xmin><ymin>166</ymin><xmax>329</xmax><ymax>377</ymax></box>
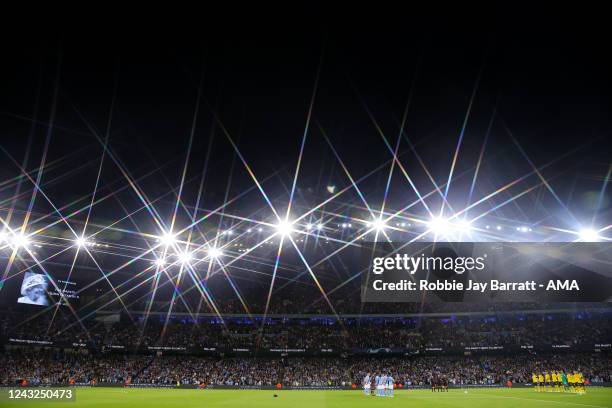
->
<box><xmin>579</xmin><ymin>228</ymin><xmax>599</xmax><ymax>242</ymax></box>
<box><xmin>158</xmin><ymin>232</ymin><xmax>177</xmax><ymax>247</ymax></box>
<box><xmin>208</xmin><ymin>247</ymin><xmax>223</xmax><ymax>259</ymax></box>
<box><xmin>275</xmin><ymin>220</ymin><xmax>294</xmax><ymax>237</ymax></box>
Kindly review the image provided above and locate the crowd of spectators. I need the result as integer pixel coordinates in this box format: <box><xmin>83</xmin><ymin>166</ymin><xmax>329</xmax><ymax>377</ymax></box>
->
<box><xmin>346</xmin><ymin>354</ymin><xmax>612</xmax><ymax>386</ymax></box>
<box><xmin>1</xmin><ymin>350</ymin><xmax>610</xmax><ymax>387</ymax></box>
<box><xmin>1</xmin><ymin>307</ymin><xmax>610</xmax><ymax>388</ymax></box>
<box><xmin>136</xmin><ymin>356</ymin><xmax>282</xmax><ymax>386</ymax></box>
<box><xmin>2</xmin><ymin>310</ymin><xmax>610</xmax><ymax>351</ymax></box>
<box><xmin>0</xmin><ymin>350</ymin><xmax>150</xmax><ymax>385</ymax></box>
<box><xmin>132</xmin><ymin>289</ymin><xmax>610</xmax><ymax>315</ymax></box>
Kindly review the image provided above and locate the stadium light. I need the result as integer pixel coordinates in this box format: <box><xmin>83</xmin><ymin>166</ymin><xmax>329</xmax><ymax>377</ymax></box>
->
<box><xmin>306</xmin><ymin>223</ymin><xmax>313</xmax><ymax>231</ymax></box>
<box><xmin>208</xmin><ymin>247</ymin><xmax>223</xmax><ymax>258</ymax></box>
<box><xmin>75</xmin><ymin>237</ymin><xmax>88</xmax><ymax>248</ymax></box>
<box><xmin>371</xmin><ymin>218</ymin><xmax>386</xmax><ymax>232</ymax></box>
<box><xmin>158</xmin><ymin>232</ymin><xmax>176</xmax><ymax>247</ymax></box>
<box><xmin>178</xmin><ymin>251</ymin><xmax>193</xmax><ymax>264</ymax></box>
<box><xmin>275</xmin><ymin>220</ymin><xmax>294</xmax><ymax>237</ymax></box>
<box><xmin>579</xmin><ymin>228</ymin><xmax>599</xmax><ymax>242</ymax></box>
<box><xmin>11</xmin><ymin>233</ymin><xmax>30</xmax><ymax>248</ymax></box>
<box><xmin>154</xmin><ymin>258</ymin><xmax>166</xmax><ymax>267</ymax></box>
<box><xmin>428</xmin><ymin>217</ymin><xmax>450</xmax><ymax>236</ymax></box>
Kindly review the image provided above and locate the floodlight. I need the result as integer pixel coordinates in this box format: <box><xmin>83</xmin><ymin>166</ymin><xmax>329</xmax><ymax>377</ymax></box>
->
<box><xmin>178</xmin><ymin>251</ymin><xmax>193</xmax><ymax>264</ymax></box>
<box><xmin>371</xmin><ymin>218</ymin><xmax>386</xmax><ymax>232</ymax></box>
<box><xmin>306</xmin><ymin>223</ymin><xmax>313</xmax><ymax>230</ymax></box>
<box><xmin>154</xmin><ymin>258</ymin><xmax>166</xmax><ymax>267</ymax></box>
<box><xmin>579</xmin><ymin>228</ymin><xmax>599</xmax><ymax>242</ymax></box>
<box><xmin>158</xmin><ymin>232</ymin><xmax>176</xmax><ymax>246</ymax></box>
<box><xmin>75</xmin><ymin>237</ymin><xmax>88</xmax><ymax>248</ymax></box>
<box><xmin>208</xmin><ymin>247</ymin><xmax>223</xmax><ymax>258</ymax></box>
<box><xmin>275</xmin><ymin>220</ymin><xmax>294</xmax><ymax>236</ymax></box>
<box><xmin>428</xmin><ymin>217</ymin><xmax>450</xmax><ymax>235</ymax></box>
<box><xmin>11</xmin><ymin>233</ymin><xmax>30</xmax><ymax>248</ymax></box>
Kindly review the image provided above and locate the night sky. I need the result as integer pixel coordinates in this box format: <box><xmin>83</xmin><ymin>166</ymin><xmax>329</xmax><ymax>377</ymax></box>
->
<box><xmin>2</xmin><ymin>8</ymin><xmax>610</xmax><ymax>176</ymax></box>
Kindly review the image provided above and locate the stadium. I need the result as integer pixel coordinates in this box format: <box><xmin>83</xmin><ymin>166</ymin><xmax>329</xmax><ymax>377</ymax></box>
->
<box><xmin>1</xmin><ymin>8</ymin><xmax>611</xmax><ymax>408</ymax></box>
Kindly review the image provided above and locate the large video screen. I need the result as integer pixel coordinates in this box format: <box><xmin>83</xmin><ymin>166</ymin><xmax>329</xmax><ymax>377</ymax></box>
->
<box><xmin>12</xmin><ymin>271</ymin><xmax>80</xmax><ymax>307</ymax></box>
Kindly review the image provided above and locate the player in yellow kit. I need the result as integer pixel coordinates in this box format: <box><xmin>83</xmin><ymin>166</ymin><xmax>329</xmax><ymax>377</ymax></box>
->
<box><xmin>551</xmin><ymin>371</ymin><xmax>558</xmax><ymax>392</ymax></box>
<box><xmin>544</xmin><ymin>371</ymin><xmax>551</xmax><ymax>392</ymax></box>
<box><xmin>532</xmin><ymin>373</ymin><xmax>540</xmax><ymax>392</ymax></box>
<box><xmin>568</xmin><ymin>371</ymin><xmax>576</xmax><ymax>393</ymax></box>
<box><xmin>538</xmin><ymin>373</ymin><xmax>545</xmax><ymax>391</ymax></box>
<box><xmin>576</xmin><ymin>371</ymin><xmax>585</xmax><ymax>394</ymax></box>
<box><xmin>553</xmin><ymin>371</ymin><xmax>561</xmax><ymax>392</ymax></box>
<box><xmin>568</xmin><ymin>371</ymin><xmax>585</xmax><ymax>394</ymax></box>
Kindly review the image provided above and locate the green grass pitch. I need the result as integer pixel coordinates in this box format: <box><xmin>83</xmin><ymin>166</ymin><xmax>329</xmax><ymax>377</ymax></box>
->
<box><xmin>4</xmin><ymin>387</ymin><xmax>612</xmax><ymax>408</ymax></box>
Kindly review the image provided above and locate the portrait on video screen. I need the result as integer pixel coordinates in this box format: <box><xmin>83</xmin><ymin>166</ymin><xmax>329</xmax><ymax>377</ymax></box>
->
<box><xmin>18</xmin><ymin>272</ymin><xmax>50</xmax><ymax>306</ymax></box>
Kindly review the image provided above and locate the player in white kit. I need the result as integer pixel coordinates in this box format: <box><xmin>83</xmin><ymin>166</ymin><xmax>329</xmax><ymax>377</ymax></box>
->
<box><xmin>387</xmin><ymin>375</ymin><xmax>394</xmax><ymax>397</ymax></box>
<box><xmin>381</xmin><ymin>374</ymin><xmax>387</xmax><ymax>396</ymax></box>
<box><xmin>363</xmin><ymin>373</ymin><xmax>371</xmax><ymax>396</ymax></box>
